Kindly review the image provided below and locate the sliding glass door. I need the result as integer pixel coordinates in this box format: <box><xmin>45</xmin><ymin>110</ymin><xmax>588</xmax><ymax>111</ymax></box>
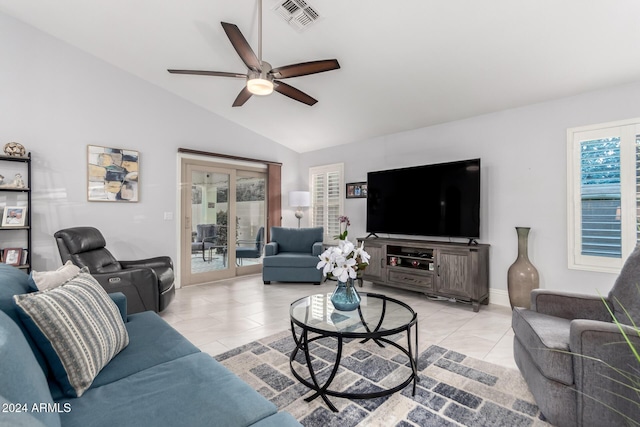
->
<box><xmin>235</xmin><ymin>171</ymin><xmax>266</xmax><ymax>274</ymax></box>
<box><xmin>180</xmin><ymin>157</ymin><xmax>267</xmax><ymax>286</ymax></box>
<box><xmin>182</xmin><ymin>162</ymin><xmax>235</xmax><ymax>285</ymax></box>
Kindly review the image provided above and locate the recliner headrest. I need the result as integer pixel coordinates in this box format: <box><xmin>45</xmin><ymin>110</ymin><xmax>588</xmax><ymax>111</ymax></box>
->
<box><xmin>54</xmin><ymin>227</ymin><xmax>107</xmax><ymax>255</ymax></box>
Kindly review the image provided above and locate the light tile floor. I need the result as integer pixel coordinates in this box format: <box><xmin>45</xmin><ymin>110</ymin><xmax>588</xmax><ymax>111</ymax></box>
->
<box><xmin>160</xmin><ymin>275</ymin><xmax>518</xmax><ymax>370</ymax></box>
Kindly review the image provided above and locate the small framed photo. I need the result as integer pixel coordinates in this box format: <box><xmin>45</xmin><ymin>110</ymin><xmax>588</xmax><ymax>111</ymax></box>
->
<box><xmin>2</xmin><ymin>206</ymin><xmax>27</xmax><ymax>227</ymax></box>
<box><xmin>346</xmin><ymin>182</ymin><xmax>367</xmax><ymax>199</ymax></box>
<box><xmin>3</xmin><ymin>248</ymin><xmax>23</xmax><ymax>266</ymax></box>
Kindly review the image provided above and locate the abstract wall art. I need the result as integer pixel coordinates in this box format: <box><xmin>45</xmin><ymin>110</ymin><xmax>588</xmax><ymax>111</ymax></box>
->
<box><xmin>87</xmin><ymin>145</ymin><xmax>139</xmax><ymax>202</ymax></box>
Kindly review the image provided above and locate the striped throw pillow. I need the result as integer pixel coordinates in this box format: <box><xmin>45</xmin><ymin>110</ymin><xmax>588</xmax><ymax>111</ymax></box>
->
<box><xmin>13</xmin><ymin>270</ymin><xmax>129</xmax><ymax>397</ymax></box>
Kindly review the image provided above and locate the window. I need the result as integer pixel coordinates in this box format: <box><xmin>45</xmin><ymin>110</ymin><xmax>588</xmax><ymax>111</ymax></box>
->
<box><xmin>309</xmin><ymin>163</ymin><xmax>344</xmax><ymax>243</ymax></box>
<box><xmin>567</xmin><ymin>118</ymin><xmax>640</xmax><ymax>272</ymax></box>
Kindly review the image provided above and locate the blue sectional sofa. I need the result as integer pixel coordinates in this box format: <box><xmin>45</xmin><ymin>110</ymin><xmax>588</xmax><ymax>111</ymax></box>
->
<box><xmin>0</xmin><ymin>264</ymin><xmax>301</xmax><ymax>427</ymax></box>
<box><xmin>262</xmin><ymin>226</ymin><xmax>324</xmax><ymax>284</ymax></box>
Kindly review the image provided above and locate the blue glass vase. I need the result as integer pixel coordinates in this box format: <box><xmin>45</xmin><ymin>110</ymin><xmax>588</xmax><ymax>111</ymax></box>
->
<box><xmin>330</xmin><ymin>278</ymin><xmax>361</xmax><ymax>311</ymax></box>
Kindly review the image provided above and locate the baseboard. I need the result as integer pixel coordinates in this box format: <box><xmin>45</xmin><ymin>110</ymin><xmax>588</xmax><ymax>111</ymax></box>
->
<box><xmin>489</xmin><ymin>288</ymin><xmax>510</xmax><ymax>307</ymax></box>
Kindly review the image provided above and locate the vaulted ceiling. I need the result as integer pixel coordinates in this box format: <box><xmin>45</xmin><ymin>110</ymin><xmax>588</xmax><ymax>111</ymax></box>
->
<box><xmin>2</xmin><ymin>0</ymin><xmax>640</xmax><ymax>153</ymax></box>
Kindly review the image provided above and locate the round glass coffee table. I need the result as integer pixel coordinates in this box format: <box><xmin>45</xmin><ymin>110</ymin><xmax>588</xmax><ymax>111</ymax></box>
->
<box><xmin>289</xmin><ymin>292</ymin><xmax>419</xmax><ymax>412</ymax></box>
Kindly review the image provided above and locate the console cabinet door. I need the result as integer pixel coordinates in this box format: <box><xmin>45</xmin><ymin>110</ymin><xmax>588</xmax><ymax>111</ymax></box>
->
<box><xmin>359</xmin><ymin>239</ymin><xmax>385</xmax><ymax>282</ymax></box>
<box><xmin>435</xmin><ymin>248</ymin><xmax>472</xmax><ymax>298</ymax></box>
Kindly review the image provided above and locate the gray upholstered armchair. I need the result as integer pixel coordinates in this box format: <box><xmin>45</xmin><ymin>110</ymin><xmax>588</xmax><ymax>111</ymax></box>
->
<box><xmin>262</xmin><ymin>227</ymin><xmax>323</xmax><ymax>284</ymax></box>
<box><xmin>512</xmin><ymin>247</ymin><xmax>640</xmax><ymax>427</ymax></box>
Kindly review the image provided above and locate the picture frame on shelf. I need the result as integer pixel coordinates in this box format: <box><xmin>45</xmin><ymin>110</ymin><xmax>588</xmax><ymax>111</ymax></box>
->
<box><xmin>1</xmin><ymin>206</ymin><xmax>27</xmax><ymax>227</ymax></box>
<box><xmin>3</xmin><ymin>248</ymin><xmax>23</xmax><ymax>266</ymax></box>
<box><xmin>346</xmin><ymin>182</ymin><xmax>367</xmax><ymax>199</ymax></box>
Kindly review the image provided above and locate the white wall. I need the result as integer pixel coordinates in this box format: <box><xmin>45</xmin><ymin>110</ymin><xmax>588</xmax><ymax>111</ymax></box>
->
<box><xmin>300</xmin><ymin>82</ymin><xmax>640</xmax><ymax>297</ymax></box>
<box><xmin>0</xmin><ymin>12</ymin><xmax>301</xmax><ymax>274</ymax></box>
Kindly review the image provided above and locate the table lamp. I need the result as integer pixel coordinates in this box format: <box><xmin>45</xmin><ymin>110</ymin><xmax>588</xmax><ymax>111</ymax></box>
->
<box><xmin>289</xmin><ymin>191</ymin><xmax>310</xmax><ymax>228</ymax></box>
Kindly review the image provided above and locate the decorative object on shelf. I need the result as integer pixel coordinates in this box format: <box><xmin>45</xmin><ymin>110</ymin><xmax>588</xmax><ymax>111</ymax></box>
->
<box><xmin>13</xmin><ymin>173</ymin><xmax>25</xmax><ymax>188</ymax></box>
<box><xmin>0</xmin><ymin>173</ymin><xmax>26</xmax><ymax>189</ymax></box>
<box><xmin>3</xmin><ymin>247</ymin><xmax>23</xmax><ymax>266</ymax></box>
<box><xmin>3</xmin><ymin>142</ymin><xmax>26</xmax><ymax>157</ymax></box>
<box><xmin>330</xmin><ymin>278</ymin><xmax>361</xmax><ymax>311</ymax></box>
<box><xmin>346</xmin><ymin>182</ymin><xmax>367</xmax><ymax>199</ymax></box>
<box><xmin>2</xmin><ymin>206</ymin><xmax>27</xmax><ymax>227</ymax></box>
<box><xmin>288</xmin><ymin>191</ymin><xmax>310</xmax><ymax>228</ymax></box>
<box><xmin>87</xmin><ymin>145</ymin><xmax>139</xmax><ymax>202</ymax></box>
<box><xmin>507</xmin><ymin>226</ymin><xmax>539</xmax><ymax>309</ymax></box>
<box><xmin>334</xmin><ymin>215</ymin><xmax>350</xmax><ymax>240</ymax></box>
<box><xmin>317</xmin><ymin>239</ymin><xmax>370</xmax><ymax>311</ymax></box>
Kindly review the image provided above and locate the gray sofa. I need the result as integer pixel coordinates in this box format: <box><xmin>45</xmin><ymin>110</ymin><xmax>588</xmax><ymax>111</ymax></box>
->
<box><xmin>512</xmin><ymin>246</ymin><xmax>640</xmax><ymax>427</ymax></box>
<box><xmin>0</xmin><ymin>264</ymin><xmax>301</xmax><ymax>427</ymax></box>
<box><xmin>262</xmin><ymin>226</ymin><xmax>323</xmax><ymax>284</ymax></box>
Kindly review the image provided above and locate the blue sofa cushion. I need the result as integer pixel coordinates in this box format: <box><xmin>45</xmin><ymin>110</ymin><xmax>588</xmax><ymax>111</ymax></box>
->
<box><xmin>0</xmin><ymin>263</ymin><xmax>49</xmax><ymax>377</ymax></box>
<box><xmin>0</xmin><ymin>310</ymin><xmax>60</xmax><ymax>427</ymax></box>
<box><xmin>56</xmin><ymin>353</ymin><xmax>279</xmax><ymax>427</ymax></box>
<box><xmin>90</xmin><ymin>311</ymin><xmax>201</xmax><ymax>390</ymax></box>
<box><xmin>263</xmin><ymin>252</ymin><xmax>321</xmax><ymax>268</ymax></box>
<box><xmin>270</xmin><ymin>227</ymin><xmax>323</xmax><ymax>253</ymax></box>
<box><xmin>14</xmin><ymin>271</ymin><xmax>129</xmax><ymax>398</ymax></box>
<box><xmin>48</xmin><ymin>310</ymin><xmax>201</xmax><ymax>400</ymax></box>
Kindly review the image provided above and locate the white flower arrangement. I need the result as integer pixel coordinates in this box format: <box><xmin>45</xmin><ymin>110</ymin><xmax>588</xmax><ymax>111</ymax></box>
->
<box><xmin>316</xmin><ymin>240</ymin><xmax>370</xmax><ymax>282</ymax></box>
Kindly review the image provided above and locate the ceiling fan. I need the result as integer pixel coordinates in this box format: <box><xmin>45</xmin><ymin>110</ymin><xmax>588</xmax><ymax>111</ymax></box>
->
<box><xmin>168</xmin><ymin>0</ymin><xmax>340</xmax><ymax>107</ymax></box>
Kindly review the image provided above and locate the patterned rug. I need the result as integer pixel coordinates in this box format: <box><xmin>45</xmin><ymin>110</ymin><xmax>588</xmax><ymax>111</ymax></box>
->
<box><xmin>215</xmin><ymin>330</ymin><xmax>551</xmax><ymax>427</ymax></box>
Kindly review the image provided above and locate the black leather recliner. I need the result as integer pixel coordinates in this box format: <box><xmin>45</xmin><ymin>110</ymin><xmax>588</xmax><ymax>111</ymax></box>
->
<box><xmin>54</xmin><ymin>226</ymin><xmax>175</xmax><ymax>314</ymax></box>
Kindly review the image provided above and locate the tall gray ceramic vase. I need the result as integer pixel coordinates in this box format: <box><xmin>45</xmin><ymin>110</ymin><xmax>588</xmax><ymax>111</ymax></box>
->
<box><xmin>507</xmin><ymin>227</ymin><xmax>539</xmax><ymax>309</ymax></box>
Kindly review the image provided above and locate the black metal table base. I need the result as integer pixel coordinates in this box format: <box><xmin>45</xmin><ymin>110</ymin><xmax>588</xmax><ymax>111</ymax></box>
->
<box><xmin>289</xmin><ymin>317</ymin><xmax>419</xmax><ymax>412</ymax></box>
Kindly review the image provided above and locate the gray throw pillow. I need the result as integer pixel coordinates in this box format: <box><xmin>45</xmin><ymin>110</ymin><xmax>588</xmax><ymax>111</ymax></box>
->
<box><xmin>13</xmin><ymin>271</ymin><xmax>129</xmax><ymax>397</ymax></box>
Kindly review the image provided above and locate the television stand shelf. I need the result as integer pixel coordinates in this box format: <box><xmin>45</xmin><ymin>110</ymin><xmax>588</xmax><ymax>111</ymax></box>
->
<box><xmin>357</xmin><ymin>237</ymin><xmax>490</xmax><ymax>312</ymax></box>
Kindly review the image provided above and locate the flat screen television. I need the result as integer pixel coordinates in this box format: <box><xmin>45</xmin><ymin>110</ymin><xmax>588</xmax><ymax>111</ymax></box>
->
<box><xmin>366</xmin><ymin>158</ymin><xmax>481</xmax><ymax>239</ymax></box>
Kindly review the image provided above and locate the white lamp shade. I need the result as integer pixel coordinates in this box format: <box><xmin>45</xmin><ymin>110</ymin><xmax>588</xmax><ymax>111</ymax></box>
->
<box><xmin>289</xmin><ymin>191</ymin><xmax>310</xmax><ymax>207</ymax></box>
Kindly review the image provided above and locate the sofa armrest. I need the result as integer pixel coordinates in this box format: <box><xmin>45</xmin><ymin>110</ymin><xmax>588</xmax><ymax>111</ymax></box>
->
<box><xmin>265</xmin><ymin>242</ymin><xmax>278</xmax><ymax>256</ymax></box>
<box><xmin>108</xmin><ymin>292</ymin><xmax>128</xmax><ymax>322</ymax></box>
<box><xmin>570</xmin><ymin>319</ymin><xmax>638</xmax><ymax>354</ymax></box>
<box><xmin>531</xmin><ymin>289</ymin><xmax>612</xmax><ymax>321</ymax></box>
<box><xmin>312</xmin><ymin>242</ymin><xmax>323</xmax><ymax>256</ymax></box>
<box><xmin>570</xmin><ymin>319</ymin><xmax>640</xmax><ymax>423</ymax></box>
<box><xmin>120</xmin><ymin>255</ymin><xmax>173</xmax><ymax>270</ymax></box>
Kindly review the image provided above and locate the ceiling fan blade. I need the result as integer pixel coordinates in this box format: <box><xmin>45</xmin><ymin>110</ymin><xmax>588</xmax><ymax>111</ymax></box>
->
<box><xmin>221</xmin><ymin>22</ymin><xmax>261</xmax><ymax>72</ymax></box>
<box><xmin>167</xmin><ymin>69</ymin><xmax>246</xmax><ymax>78</ymax></box>
<box><xmin>270</xmin><ymin>59</ymin><xmax>340</xmax><ymax>79</ymax></box>
<box><xmin>233</xmin><ymin>86</ymin><xmax>253</xmax><ymax>107</ymax></box>
<box><xmin>274</xmin><ymin>81</ymin><xmax>317</xmax><ymax>106</ymax></box>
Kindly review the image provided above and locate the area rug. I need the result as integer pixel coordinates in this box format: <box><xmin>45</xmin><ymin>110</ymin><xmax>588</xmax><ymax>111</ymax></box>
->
<box><xmin>215</xmin><ymin>330</ymin><xmax>551</xmax><ymax>427</ymax></box>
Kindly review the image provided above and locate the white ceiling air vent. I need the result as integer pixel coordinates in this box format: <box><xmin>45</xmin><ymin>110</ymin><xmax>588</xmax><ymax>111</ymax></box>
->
<box><xmin>273</xmin><ymin>0</ymin><xmax>321</xmax><ymax>31</ymax></box>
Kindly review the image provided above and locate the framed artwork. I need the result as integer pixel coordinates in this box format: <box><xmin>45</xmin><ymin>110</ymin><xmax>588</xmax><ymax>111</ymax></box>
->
<box><xmin>87</xmin><ymin>145</ymin><xmax>139</xmax><ymax>202</ymax></box>
<box><xmin>3</xmin><ymin>248</ymin><xmax>22</xmax><ymax>266</ymax></box>
<box><xmin>2</xmin><ymin>206</ymin><xmax>27</xmax><ymax>227</ymax></box>
<box><xmin>346</xmin><ymin>182</ymin><xmax>367</xmax><ymax>199</ymax></box>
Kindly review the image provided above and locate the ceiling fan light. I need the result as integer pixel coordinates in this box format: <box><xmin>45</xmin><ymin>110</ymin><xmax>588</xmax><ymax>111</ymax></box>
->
<box><xmin>247</xmin><ymin>78</ymin><xmax>274</xmax><ymax>95</ymax></box>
